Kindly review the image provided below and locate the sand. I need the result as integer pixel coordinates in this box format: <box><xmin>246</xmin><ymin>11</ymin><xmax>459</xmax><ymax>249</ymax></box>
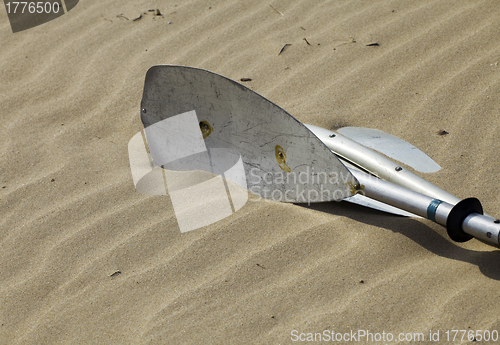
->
<box><xmin>1</xmin><ymin>0</ymin><xmax>500</xmax><ymax>344</ymax></box>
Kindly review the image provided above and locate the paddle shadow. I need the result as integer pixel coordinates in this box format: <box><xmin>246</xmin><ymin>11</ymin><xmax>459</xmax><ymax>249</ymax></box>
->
<box><xmin>299</xmin><ymin>201</ymin><xmax>500</xmax><ymax>280</ymax></box>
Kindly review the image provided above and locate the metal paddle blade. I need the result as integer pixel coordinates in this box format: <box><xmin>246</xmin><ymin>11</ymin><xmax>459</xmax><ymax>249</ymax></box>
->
<box><xmin>344</xmin><ymin>194</ymin><xmax>420</xmax><ymax>217</ymax></box>
<box><xmin>337</xmin><ymin>127</ymin><xmax>441</xmax><ymax>173</ymax></box>
<box><xmin>140</xmin><ymin>65</ymin><xmax>358</xmax><ymax>203</ymax></box>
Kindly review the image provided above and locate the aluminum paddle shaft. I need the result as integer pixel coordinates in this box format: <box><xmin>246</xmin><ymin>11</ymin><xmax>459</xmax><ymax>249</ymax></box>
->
<box><xmin>349</xmin><ymin>168</ymin><xmax>500</xmax><ymax>247</ymax></box>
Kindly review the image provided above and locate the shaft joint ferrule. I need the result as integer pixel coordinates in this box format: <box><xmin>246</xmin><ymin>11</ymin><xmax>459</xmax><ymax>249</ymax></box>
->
<box><xmin>426</xmin><ymin>199</ymin><xmax>442</xmax><ymax>223</ymax></box>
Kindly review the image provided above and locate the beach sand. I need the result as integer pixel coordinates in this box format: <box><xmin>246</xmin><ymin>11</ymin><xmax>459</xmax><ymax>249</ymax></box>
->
<box><xmin>1</xmin><ymin>0</ymin><xmax>500</xmax><ymax>343</ymax></box>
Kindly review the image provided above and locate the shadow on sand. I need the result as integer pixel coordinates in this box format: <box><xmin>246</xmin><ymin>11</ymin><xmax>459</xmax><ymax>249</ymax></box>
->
<box><xmin>299</xmin><ymin>200</ymin><xmax>500</xmax><ymax>280</ymax></box>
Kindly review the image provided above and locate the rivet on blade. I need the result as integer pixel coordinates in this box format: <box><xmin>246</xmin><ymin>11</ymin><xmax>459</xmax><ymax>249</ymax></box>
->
<box><xmin>275</xmin><ymin>145</ymin><xmax>291</xmax><ymax>173</ymax></box>
<box><xmin>199</xmin><ymin>121</ymin><xmax>212</xmax><ymax>139</ymax></box>
<box><xmin>348</xmin><ymin>181</ymin><xmax>365</xmax><ymax>195</ymax></box>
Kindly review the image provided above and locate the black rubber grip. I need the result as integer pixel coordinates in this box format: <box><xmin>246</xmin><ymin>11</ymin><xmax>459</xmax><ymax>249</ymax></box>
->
<box><xmin>446</xmin><ymin>198</ymin><xmax>483</xmax><ymax>242</ymax></box>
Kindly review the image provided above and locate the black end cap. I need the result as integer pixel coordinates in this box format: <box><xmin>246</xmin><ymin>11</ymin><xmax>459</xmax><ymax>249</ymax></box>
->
<box><xmin>446</xmin><ymin>197</ymin><xmax>483</xmax><ymax>242</ymax></box>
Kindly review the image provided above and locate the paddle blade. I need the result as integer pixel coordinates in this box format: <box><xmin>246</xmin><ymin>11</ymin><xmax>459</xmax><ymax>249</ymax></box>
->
<box><xmin>344</xmin><ymin>194</ymin><xmax>420</xmax><ymax>217</ymax></box>
<box><xmin>140</xmin><ymin>65</ymin><xmax>358</xmax><ymax>203</ymax></box>
<box><xmin>337</xmin><ymin>127</ymin><xmax>441</xmax><ymax>173</ymax></box>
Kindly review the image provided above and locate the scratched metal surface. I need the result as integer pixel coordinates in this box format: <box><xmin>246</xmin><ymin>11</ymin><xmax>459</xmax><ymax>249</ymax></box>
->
<box><xmin>140</xmin><ymin>65</ymin><xmax>358</xmax><ymax>202</ymax></box>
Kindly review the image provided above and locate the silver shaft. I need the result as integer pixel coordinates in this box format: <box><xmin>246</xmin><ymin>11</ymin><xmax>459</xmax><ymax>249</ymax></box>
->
<box><xmin>349</xmin><ymin>168</ymin><xmax>500</xmax><ymax>247</ymax></box>
<box><xmin>306</xmin><ymin>124</ymin><xmax>460</xmax><ymax>205</ymax></box>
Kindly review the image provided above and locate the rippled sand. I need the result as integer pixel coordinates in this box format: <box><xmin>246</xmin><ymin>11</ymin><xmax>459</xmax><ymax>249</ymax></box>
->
<box><xmin>1</xmin><ymin>1</ymin><xmax>500</xmax><ymax>344</ymax></box>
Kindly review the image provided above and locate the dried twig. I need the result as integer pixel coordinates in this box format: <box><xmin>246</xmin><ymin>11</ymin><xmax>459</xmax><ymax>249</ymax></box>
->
<box><xmin>110</xmin><ymin>271</ymin><xmax>121</xmax><ymax>278</ymax></box>
<box><xmin>148</xmin><ymin>8</ymin><xmax>163</xmax><ymax>16</ymax></box>
<box><xmin>101</xmin><ymin>15</ymin><xmax>113</xmax><ymax>22</ymax></box>
<box><xmin>269</xmin><ymin>4</ymin><xmax>284</xmax><ymax>16</ymax></box>
<box><xmin>278</xmin><ymin>43</ymin><xmax>292</xmax><ymax>55</ymax></box>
